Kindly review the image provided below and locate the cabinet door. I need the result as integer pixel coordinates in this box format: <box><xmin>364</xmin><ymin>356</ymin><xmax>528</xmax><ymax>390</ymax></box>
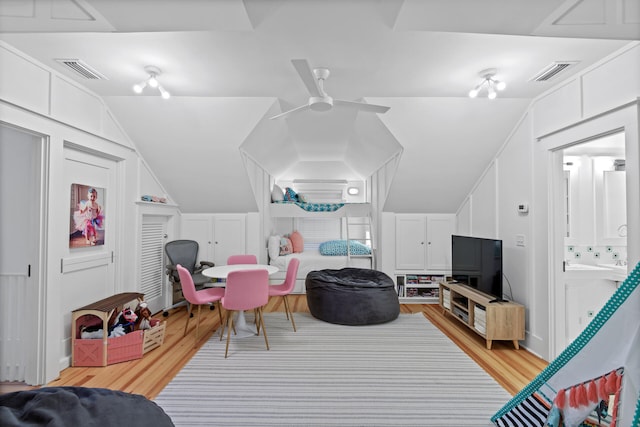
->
<box><xmin>426</xmin><ymin>214</ymin><xmax>455</xmax><ymax>271</ymax></box>
<box><xmin>213</xmin><ymin>215</ymin><xmax>246</xmax><ymax>266</ymax></box>
<box><xmin>180</xmin><ymin>215</ymin><xmax>214</xmax><ymax>262</ymax></box>
<box><xmin>395</xmin><ymin>215</ymin><xmax>426</xmax><ymax>270</ymax></box>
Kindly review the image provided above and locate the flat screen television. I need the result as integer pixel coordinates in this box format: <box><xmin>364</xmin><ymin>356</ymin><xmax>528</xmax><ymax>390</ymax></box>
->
<box><xmin>451</xmin><ymin>235</ymin><xmax>504</xmax><ymax>302</ymax></box>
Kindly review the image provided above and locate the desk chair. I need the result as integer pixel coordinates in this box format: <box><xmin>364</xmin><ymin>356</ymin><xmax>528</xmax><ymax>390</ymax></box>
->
<box><xmin>268</xmin><ymin>258</ymin><xmax>299</xmax><ymax>331</ymax></box>
<box><xmin>227</xmin><ymin>254</ymin><xmax>257</xmax><ymax>265</ymax></box>
<box><xmin>221</xmin><ymin>269</ymin><xmax>270</xmax><ymax>358</ymax></box>
<box><xmin>176</xmin><ymin>264</ymin><xmax>225</xmax><ymax>347</ymax></box>
<box><xmin>163</xmin><ymin>240</ymin><xmax>214</xmax><ymax>317</ymax></box>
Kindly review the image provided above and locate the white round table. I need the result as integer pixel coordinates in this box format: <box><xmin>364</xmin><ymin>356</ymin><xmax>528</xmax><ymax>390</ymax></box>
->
<box><xmin>202</xmin><ymin>264</ymin><xmax>280</xmax><ymax>337</ymax></box>
<box><xmin>202</xmin><ymin>264</ymin><xmax>279</xmax><ymax>278</ymax></box>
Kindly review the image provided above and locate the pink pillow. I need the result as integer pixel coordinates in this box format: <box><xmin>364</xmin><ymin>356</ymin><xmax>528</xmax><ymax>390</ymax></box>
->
<box><xmin>289</xmin><ymin>230</ymin><xmax>304</xmax><ymax>253</ymax></box>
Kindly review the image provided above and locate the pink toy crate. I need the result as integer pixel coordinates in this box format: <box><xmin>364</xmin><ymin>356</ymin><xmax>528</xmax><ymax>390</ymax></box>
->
<box><xmin>73</xmin><ymin>330</ymin><xmax>144</xmax><ymax>367</ymax></box>
<box><xmin>71</xmin><ymin>292</ymin><xmax>145</xmax><ymax>367</ymax></box>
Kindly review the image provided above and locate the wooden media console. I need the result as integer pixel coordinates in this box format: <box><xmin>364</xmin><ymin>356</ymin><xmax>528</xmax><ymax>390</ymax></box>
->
<box><xmin>439</xmin><ymin>282</ymin><xmax>524</xmax><ymax>349</ymax></box>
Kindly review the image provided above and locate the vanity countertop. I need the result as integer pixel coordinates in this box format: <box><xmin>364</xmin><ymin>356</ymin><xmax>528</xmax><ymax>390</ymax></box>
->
<box><xmin>565</xmin><ymin>263</ymin><xmax>626</xmax><ymax>281</ymax></box>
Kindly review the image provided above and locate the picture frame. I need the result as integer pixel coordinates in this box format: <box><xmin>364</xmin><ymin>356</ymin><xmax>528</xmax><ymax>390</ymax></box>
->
<box><xmin>69</xmin><ymin>183</ymin><xmax>105</xmax><ymax>248</ymax></box>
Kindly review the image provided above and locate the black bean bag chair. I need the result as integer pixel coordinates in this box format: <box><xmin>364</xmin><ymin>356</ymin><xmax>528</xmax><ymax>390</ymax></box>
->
<box><xmin>0</xmin><ymin>386</ymin><xmax>174</xmax><ymax>427</ymax></box>
<box><xmin>305</xmin><ymin>268</ymin><xmax>400</xmax><ymax>325</ymax></box>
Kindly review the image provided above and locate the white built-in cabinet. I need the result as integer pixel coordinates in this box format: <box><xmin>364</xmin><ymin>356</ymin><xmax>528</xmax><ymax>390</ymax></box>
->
<box><xmin>395</xmin><ymin>214</ymin><xmax>455</xmax><ymax>303</ymax></box>
<box><xmin>395</xmin><ymin>214</ymin><xmax>455</xmax><ymax>271</ymax></box>
<box><xmin>180</xmin><ymin>214</ymin><xmax>246</xmax><ymax>266</ymax></box>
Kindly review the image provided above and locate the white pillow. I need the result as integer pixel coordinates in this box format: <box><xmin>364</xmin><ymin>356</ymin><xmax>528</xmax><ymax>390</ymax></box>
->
<box><xmin>268</xmin><ymin>235</ymin><xmax>281</xmax><ymax>260</ymax></box>
<box><xmin>271</xmin><ymin>184</ymin><xmax>284</xmax><ymax>202</ymax></box>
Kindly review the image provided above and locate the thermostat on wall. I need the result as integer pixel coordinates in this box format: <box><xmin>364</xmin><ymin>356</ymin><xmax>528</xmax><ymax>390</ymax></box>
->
<box><xmin>517</xmin><ymin>203</ymin><xmax>529</xmax><ymax>213</ymax></box>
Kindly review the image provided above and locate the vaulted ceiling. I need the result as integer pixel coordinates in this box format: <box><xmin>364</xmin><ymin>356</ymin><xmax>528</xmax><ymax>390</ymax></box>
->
<box><xmin>0</xmin><ymin>0</ymin><xmax>637</xmax><ymax>213</ymax></box>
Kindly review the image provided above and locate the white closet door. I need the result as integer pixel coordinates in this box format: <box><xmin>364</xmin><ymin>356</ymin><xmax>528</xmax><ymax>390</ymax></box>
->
<box><xmin>180</xmin><ymin>215</ymin><xmax>214</xmax><ymax>262</ymax></box>
<box><xmin>0</xmin><ymin>125</ymin><xmax>41</xmax><ymax>383</ymax></box>
<box><xmin>426</xmin><ymin>214</ymin><xmax>455</xmax><ymax>271</ymax></box>
<box><xmin>395</xmin><ymin>215</ymin><xmax>426</xmax><ymax>270</ymax></box>
<box><xmin>61</xmin><ymin>146</ymin><xmax>119</xmax><ymax>364</ymax></box>
<box><xmin>213</xmin><ymin>215</ymin><xmax>246</xmax><ymax>266</ymax></box>
<box><xmin>140</xmin><ymin>216</ymin><xmax>168</xmax><ymax>314</ymax></box>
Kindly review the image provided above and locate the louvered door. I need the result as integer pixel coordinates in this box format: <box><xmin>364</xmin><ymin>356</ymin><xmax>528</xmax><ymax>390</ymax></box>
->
<box><xmin>140</xmin><ymin>216</ymin><xmax>167</xmax><ymax>314</ymax></box>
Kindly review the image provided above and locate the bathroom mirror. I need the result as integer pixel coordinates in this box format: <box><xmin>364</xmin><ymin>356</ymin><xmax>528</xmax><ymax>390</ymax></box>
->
<box><xmin>602</xmin><ymin>170</ymin><xmax>626</xmax><ymax>240</ymax></box>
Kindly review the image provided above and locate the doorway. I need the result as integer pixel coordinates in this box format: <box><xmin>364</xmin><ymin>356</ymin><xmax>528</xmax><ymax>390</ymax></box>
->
<box><xmin>555</xmin><ymin>132</ymin><xmax>627</xmax><ymax>354</ymax></box>
<box><xmin>0</xmin><ymin>124</ymin><xmax>44</xmax><ymax>384</ymax></box>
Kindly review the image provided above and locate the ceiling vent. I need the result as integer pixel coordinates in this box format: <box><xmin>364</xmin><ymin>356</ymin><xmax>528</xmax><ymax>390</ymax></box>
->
<box><xmin>55</xmin><ymin>59</ymin><xmax>107</xmax><ymax>80</ymax></box>
<box><xmin>530</xmin><ymin>61</ymin><xmax>578</xmax><ymax>82</ymax></box>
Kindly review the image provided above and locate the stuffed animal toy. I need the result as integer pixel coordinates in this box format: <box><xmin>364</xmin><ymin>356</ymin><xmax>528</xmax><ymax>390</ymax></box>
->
<box><xmin>134</xmin><ymin>301</ymin><xmax>160</xmax><ymax>330</ymax></box>
<box><xmin>110</xmin><ymin>307</ymin><xmax>138</xmax><ymax>335</ymax></box>
<box><xmin>79</xmin><ymin>308</ymin><xmax>138</xmax><ymax>339</ymax></box>
<box><xmin>80</xmin><ymin>324</ymin><xmax>104</xmax><ymax>339</ymax></box>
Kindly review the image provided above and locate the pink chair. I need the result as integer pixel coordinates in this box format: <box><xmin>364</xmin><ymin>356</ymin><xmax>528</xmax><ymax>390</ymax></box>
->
<box><xmin>227</xmin><ymin>254</ymin><xmax>257</xmax><ymax>265</ymax></box>
<box><xmin>177</xmin><ymin>264</ymin><xmax>225</xmax><ymax>347</ymax></box>
<box><xmin>221</xmin><ymin>269</ymin><xmax>270</xmax><ymax>358</ymax></box>
<box><xmin>268</xmin><ymin>258</ymin><xmax>300</xmax><ymax>332</ymax></box>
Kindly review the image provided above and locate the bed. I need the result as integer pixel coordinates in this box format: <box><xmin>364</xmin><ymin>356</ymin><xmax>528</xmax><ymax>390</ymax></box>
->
<box><xmin>268</xmin><ymin>237</ymin><xmax>373</xmax><ymax>293</ymax></box>
<box><xmin>268</xmin><ymin>187</ymin><xmax>375</xmax><ymax>293</ymax></box>
<box><xmin>270</xmin><ymin>200</ymin><xmax>371</xmax><ymax>217</ymax></box>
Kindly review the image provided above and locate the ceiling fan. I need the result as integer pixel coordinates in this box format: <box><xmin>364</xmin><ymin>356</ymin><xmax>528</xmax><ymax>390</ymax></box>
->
<box><xmin>269</xmin><ymin>59</ymin><xmax>390</xmax><ymax>120</ymax></box>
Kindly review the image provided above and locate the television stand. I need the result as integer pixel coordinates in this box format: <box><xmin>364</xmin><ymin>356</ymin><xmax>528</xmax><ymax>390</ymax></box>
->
<box><xmin>439</xmin><ymin>282</ymin><xmax>524</xmax><ymax>349</ymax></box>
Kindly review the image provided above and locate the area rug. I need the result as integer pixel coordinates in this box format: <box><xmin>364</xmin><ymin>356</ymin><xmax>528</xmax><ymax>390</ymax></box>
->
<box><xmin>154</xmin><ymin>313</ymin><xmax>511</xmax><ymax>426</ymax></box>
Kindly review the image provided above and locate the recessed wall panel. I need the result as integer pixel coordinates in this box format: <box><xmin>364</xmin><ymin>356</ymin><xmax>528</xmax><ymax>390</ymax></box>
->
<box><xmin>583</xmin><ymin>45</ymin><xmax>640</xmax><ymax>118</ymax></box>
<box><xmin>51</xmin><ymin>76</ymin><xmax>103</xmax><ymax>135</ymax></box>
<box><xmin>0</xmin><ymin>45</ymin><xmax>50</xmax><ymax>115</ymax></box>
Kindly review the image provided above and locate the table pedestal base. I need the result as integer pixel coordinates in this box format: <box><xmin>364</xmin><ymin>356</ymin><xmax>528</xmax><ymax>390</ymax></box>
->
<box><xmin>226</xmin><ymin>311</ymin><xmax>257</xmax><ymax>338</ymax></box>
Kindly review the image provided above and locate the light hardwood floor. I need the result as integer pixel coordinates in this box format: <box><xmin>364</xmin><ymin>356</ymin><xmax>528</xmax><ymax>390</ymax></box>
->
<box><xmin>3</xmin><ymin>296</ymin><xmax>548</xmax><ymax>399</ymax></box>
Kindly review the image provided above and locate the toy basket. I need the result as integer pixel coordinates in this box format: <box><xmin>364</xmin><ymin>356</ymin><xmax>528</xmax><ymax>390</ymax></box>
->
<box><xmin>71</xmin><ymin>292</ymin><xmax>145</xmax><ymax>367</ymax></box>
<box><xmin>73</xmin><ymin>330</ymin><xmax>143</xmax><ymax>367</ymax></box>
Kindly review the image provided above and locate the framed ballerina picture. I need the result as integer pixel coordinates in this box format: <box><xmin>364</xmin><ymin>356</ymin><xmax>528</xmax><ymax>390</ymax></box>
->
<box><xmin>69</xmin><ymin>183</ymin><xmax>105</xmax><ymax>248</ymax></box>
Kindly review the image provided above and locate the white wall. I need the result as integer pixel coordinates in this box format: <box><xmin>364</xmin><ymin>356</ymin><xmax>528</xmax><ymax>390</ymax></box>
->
<box><xmin>0</xmin><ymin>42</ymin><xmax>178</xmax><ymax>384</ymax></box>
<box><xmin>470</xmin><ymin>162</ymin><xmax>498</xmax><ymax>239</ymax></box>
<box><xmin>459</xmin><ymin>42</ymin><xmax>640</xmax><ymax>364</ymax></box>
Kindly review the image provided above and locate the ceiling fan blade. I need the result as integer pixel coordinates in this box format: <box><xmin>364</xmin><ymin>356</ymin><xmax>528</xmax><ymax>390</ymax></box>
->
<box><xmin>334</xmin><ymin>99</ymin><xmax>390</xmax><ymax>114</ymax></box>
<box><xmin>291</xmin><ymin>59</ymin><xmax>322</xmax><ymax>98</ymax></box>
<box><xmin>269</xmin><ymin>104</ymin><xmax>309</xmax><ymax>120</ymax></box>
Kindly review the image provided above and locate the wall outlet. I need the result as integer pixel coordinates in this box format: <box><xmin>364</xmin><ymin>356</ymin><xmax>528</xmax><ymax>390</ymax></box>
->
<box><xmin>516</xmin><ymin>234</ymin><xmax>525</xmax><ymax>247</ymax></box>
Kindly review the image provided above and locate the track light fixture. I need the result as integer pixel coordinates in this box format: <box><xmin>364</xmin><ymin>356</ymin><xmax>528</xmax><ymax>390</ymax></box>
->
<box><xmin>468</xmin><ymin>68</ymin><xmax>506</xmax><ymax>99</ymax></box>
<box><xmin>133</xmin><ymin>65</ymin><xmax>170</xmax><ymax>99</ymax></box>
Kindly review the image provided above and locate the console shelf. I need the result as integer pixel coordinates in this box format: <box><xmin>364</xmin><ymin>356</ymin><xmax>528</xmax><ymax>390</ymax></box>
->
<box><xmin>439</xmin><ymin>282</ymin><xmax>524</xmax><ymax>350</ymax></box>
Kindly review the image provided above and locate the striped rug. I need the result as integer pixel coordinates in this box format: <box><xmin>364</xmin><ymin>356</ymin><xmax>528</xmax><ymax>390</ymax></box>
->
<box><xmin>154</xmin><ymin>313</ymin><xmax>511</xmax><ymax>426</ymax></box>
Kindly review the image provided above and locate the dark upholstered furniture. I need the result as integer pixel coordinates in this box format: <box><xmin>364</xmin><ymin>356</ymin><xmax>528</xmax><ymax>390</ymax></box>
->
<box><xmin>0</xmin><ymin>387</ymin><xmax>174</xmax><ymax>427</ymax></box>
<box><xmin>305</xmin><ymin>268</ymin><xmax>399</xmax><ymax>325</ymax></box>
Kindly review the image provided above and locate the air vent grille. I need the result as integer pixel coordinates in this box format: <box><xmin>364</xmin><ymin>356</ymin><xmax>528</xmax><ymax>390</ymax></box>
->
<box><xmin>530</xmin><ymin>61</ymin><xmax>578</xmax><ymax>82</ymax></box>
<box><xmin>56</xmin><ymin>59</ymin><xmax>107</xmax><ymax>80</ymax></box>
